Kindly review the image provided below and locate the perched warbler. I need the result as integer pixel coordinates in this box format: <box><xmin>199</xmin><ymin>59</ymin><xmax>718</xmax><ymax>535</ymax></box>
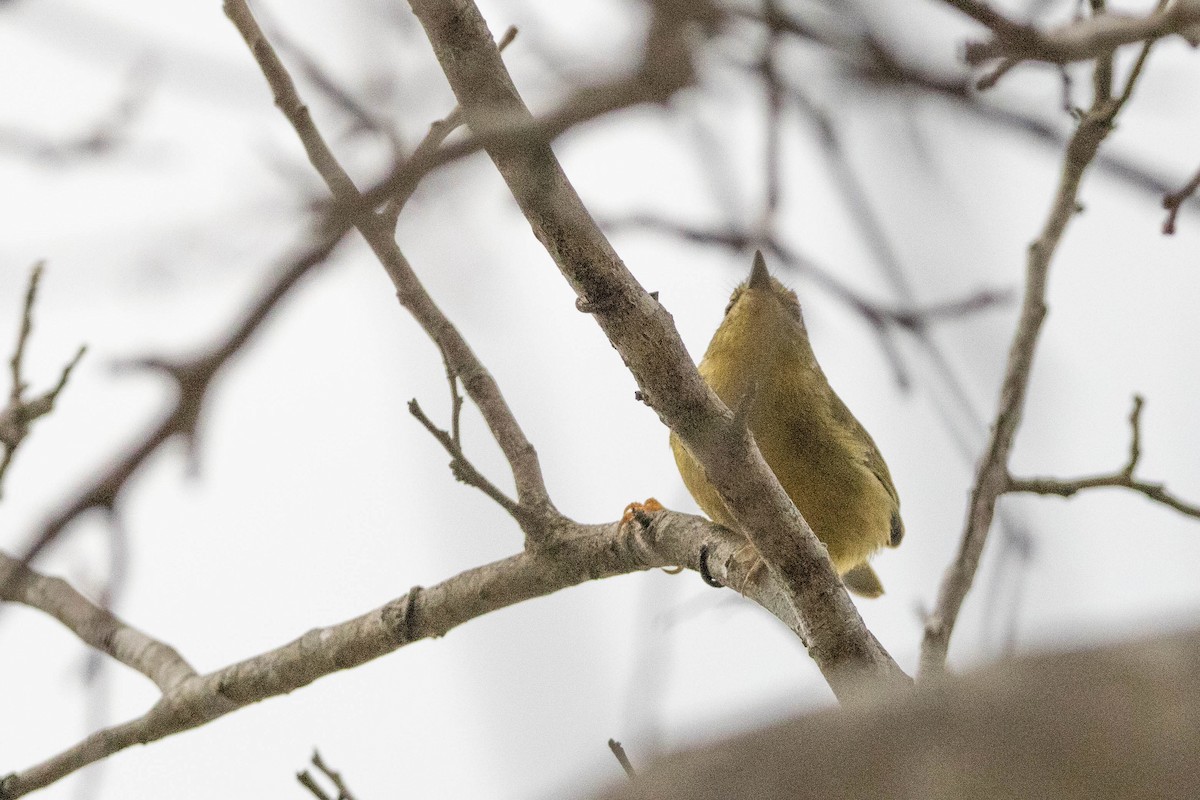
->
<box><xmin>670</xmin><ymin>252</ymin><xmax>903</xmax><ymax>597</ymax></box>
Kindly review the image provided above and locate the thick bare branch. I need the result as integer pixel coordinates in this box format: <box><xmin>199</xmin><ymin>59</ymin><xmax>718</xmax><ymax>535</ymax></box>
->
<box><xmin>0</xmin><ymin>510</ymin><xmax>748</xmax><ymax>799</ymax></box>
<box><xmin>405</xmin><ymin>0</ymin><xmax>907</xmax><ymax>698</ymax></box>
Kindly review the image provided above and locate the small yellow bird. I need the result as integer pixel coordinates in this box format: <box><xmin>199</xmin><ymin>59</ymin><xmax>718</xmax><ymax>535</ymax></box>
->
<box><xmin>670</xmin><ymin>252</ymin><xmax>903</xmax><ymax>597</ymax></box>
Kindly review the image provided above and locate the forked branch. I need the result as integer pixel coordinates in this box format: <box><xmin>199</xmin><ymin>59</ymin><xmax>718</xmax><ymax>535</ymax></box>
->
<box><xmin>406</xmin><ymin>0</ymin><xmax>908</xmax><ymax>696</ymax></box>
<box><xmin>1008</xmin><ymin>396</ymin><xmax>1200</xmax><ymax>518</ymax></box>
<box><xmin>0</xmin><ymin>263</ymin><xmax>86</xmax><ymax>498</ymax></box>
<box><xmin>920</xmin><ymin>35</ymin><xmax>1162</xmax><ymax>679</ymax></box>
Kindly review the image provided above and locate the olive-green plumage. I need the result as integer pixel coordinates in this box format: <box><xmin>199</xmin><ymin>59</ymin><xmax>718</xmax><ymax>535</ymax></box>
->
<box><xmin>670</xmin><ymin>252</ymin><xmax>903</xmax><ymax>597</ymax></box>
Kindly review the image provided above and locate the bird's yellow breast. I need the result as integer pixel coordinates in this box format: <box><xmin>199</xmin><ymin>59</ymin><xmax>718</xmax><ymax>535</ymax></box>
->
<box><xmin>669</xmin><ymin>256</ymin><xmax>901</xmax><ymax>578</ymax></box>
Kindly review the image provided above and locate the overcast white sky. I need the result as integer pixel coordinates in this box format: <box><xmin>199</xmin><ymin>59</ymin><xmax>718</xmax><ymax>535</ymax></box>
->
<box><xmin>2</xmin><ymin>1</ymin><xmax>1199</xmax><ymax>798</ymax></box>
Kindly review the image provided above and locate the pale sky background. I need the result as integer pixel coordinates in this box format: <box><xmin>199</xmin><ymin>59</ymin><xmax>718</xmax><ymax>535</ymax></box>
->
<box><xmin>2</xmin><ymin>1</ymin><xmax>1199</xmax><ymax>798</ymax></box>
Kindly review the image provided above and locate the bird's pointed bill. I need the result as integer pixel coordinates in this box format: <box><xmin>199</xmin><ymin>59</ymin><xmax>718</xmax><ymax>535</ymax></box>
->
<box><xmin>749</xmin><ymin>250</ymin><xmax>772</xmax><ymax>291</ymax></box>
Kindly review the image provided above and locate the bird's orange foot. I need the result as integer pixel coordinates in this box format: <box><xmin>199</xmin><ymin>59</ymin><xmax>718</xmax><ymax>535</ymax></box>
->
<box><xmin>620</xmin><ymin>497</ymin><xmax>664</xmax><ymax>526</ymax></box>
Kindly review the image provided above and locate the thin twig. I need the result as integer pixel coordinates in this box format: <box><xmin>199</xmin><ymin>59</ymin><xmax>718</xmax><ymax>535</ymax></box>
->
<box><xmin>608</xmin><ymin>739</ymin><xmax>637</xmax><ymax>780</ymax></box>
<box><xmin>0</xmin><ymin>264</ymin><xmax>88</xmax><ymax>499</ymax></box>
<box><xmin>311</xmin><ymin>751</ymin><xmax>357</xmax><ymax>800</ymax></box>
<box><xmin>1058</xmin><ymin>65</ymin><xmax>1076</xmax><ymax>114</ymax></box>
<box><xmin>939</xmin><ymin>0</ymin><xmax>1194</xmax><ymax>66</ymax></box>
<box><xmin>297</xmin><ymin>771</ymin><xmax>334</xmax><ymax>800</ymax></box>
<box><xmin>1007</xmin><ymin>395</ymin><xmax>1200</xmax><ymax>519</ymax></box>
<box><xmin>1162</xmin><ymin>164</ymin><xmax>1200</xmax><ymax>235</ymax></box>
<box><xmin>977</xmin><ymin>56</ymin><xmax>1020</xmax><ymax>90</ymax></box>
<box><xmin>8</xmin><ymin>262</ymin><xmax>41</xmax><ymax>403</ymax></box>
<box><xmin>438</xmin><ymin>346</ymin><xmax>466</xmax><ymax>448</ymax></box>
<box><xmin>408</xmin><ymin>398</ymin><xmax>523</xmax><ymax>519</ymax></box>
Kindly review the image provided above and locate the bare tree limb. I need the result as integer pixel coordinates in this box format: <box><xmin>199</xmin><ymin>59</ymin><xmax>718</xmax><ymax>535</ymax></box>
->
<box><xmin>0</xmin><ymin>511</ymin><xmax>757</xmax><ymax>799</ymax></box>
<box><xmin>14</xmin><ymin>225</ymin><xmax>345</xmax><ymax>569</ymax></box>
<box><xmin>405</xmin><ymin>0</ymin><xmax>908</xmax><ymax>698</ymax></box>
<box><xmin>223</xmin><ymin>0</ymin><xmax>903</xmax><ymax>700</ymax></box>
<box><xmin>0</xmin><ymin>552</ymin><xmax>196</xmax><ymax>692</ymax></box>
<box><xmin>1008</xmin><ymin>395</ymin><xmax>1200</xmax><ymax>518</ymax></box>
<box><xmin>919</xmin><ymin>39</ymin><xmax>1158</xmax><ymax>679</ymax></box>
<box><xmin>224</xmin><ymin>0</ymin><xmax>559</xmax><ymax>537</ymax></box>
<box><xmin>938</xmin><ymin>0</ymin><xmax>1199</xmax><ymax>67</ymax></box>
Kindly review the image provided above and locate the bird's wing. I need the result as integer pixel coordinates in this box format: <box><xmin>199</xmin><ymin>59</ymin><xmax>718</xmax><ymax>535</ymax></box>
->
<box><xmin>827</xmin><ymin>391</ymin><xmax>900</xmax><ymax>506</ymax></box>
<box><xmin>828</xmin><ymin>390</ymin><xmax>905</xmax><ymax>547</ymax></box>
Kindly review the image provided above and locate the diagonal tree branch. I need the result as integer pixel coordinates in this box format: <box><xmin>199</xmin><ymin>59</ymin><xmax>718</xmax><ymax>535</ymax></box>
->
<box><xmin>405</xmin><ymin>0</ymin><xmax>908</xmax><ymax>697</ymax></box>
<box><xmin>0</xmin><ymin>551</ymin><xmax>196</xmax><ymax>693</ymax></box>
<box><xmin>14</xmin><ymin>225</ymin><xmax>345</xmax><ymax>570</ymax></box>
<box><xmin>0</xmin><ymin>511</ymin><xmax>758</xmax><ymax>799</ymax></box>
<box><xmin>224</xmin><ymin>0</ymin><xmax>559</xmax><ymax>534</ymax></box>
<box><xmin>919</xmin><ymin>38</ymin><xmax>1159</xmax><ymax>679</ymax></box>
